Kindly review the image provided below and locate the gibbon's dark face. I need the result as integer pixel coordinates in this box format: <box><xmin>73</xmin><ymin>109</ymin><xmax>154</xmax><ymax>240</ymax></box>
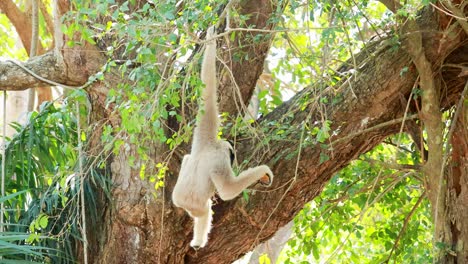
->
<box><xmin>227</xmin><ymin>140</ymin><xmax>235</xmax><ymax>165</ymax></box>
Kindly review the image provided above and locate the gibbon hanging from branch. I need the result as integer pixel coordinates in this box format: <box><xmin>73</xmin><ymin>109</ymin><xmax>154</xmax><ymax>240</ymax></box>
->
<box><xmin>172</xmin><ymin>27</ymin><xmax>274</xmax><ymax>249</ymax></box>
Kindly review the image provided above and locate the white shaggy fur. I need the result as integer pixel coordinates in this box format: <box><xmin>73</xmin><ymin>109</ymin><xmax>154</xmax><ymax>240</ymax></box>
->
<box><xmin>172</xmin><ymin>27</ymin><xmax>274</xmax><ymax>249</ymax></box>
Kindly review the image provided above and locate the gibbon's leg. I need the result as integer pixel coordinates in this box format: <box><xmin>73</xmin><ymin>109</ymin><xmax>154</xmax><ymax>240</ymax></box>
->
<box><xmin>172</xmin><ymin>155</ymin><xmax>191</xmax><ymax>208</ymax></box>
<box><xmin>211</xmin><ymin>165</ymin><xmax>274</xmax><ymax>201</ymax></box>
<box><xmin>189</xmin><ymin>199</ymin><xmax>212</xmax><ymax>249</ymax></box>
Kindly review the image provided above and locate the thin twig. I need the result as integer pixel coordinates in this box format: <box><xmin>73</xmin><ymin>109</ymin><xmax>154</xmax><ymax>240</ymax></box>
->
<box><xmin>1</xmin><ymin>91</ymin><xmax>6</xmax><ymax>237</ymax></box>
<box><xmin>27</xmin><ymin>0</ymin><xmax>39</xmax><ymax>111</ymax></box>
<box><xmin>251</xmin><ymin>110</ymin><xmax>311</xmax><ymax>249</ymax></box>
<box><xmin>198</xmin><ymin>27</ymin><xmax>335</xmax><ymax>45</ymax></box>
<box><xmin>383</xmin><ymin>140</ymin><xmax>412</xmax><ymax>153</ymax></box>
<box><xmin>324</xmin><ymin>172</ymin><xmax>407</xmax><ymax>263</ymax></box>
<box><xmin>329</xmin><ymin>114</ymin><xmax>418</xmax><ymax>146</ymax></box>
<box><xmin>363</xmin><ymin>158</ymin><xmax>421</xmax><ymax>171</ymax></box>
<box><xmin>76</xmin><ymin>102</ymin><xmax>88</xmax><ymax>264</ymax></box>
<box><xmin>440</xmin><ymin>1</ymin><xmax>468</xmax><ymax>35</ymax></box>
<box><xmin>216</xmin><ymin>0</ymin><xmax>239</xmax><ymax>29</ymax></box>
<box><xmin>386</xmin><ymin>191</ymin><xmax>426</xmax><ymax>262</ymax></box>
<box><xmin>337</xmin><ymin>5</ymin><xmax>358</xmax><ymax>87</ymax></box>
<box><xmin>430</xmin><ymin>2</ymin><xmax>468</xmax><ymax>21</ymax></box>
<box><xmin>326</xmin><ymin>171</ymin><xmax>404</xmax><ymax>204</ymax></box>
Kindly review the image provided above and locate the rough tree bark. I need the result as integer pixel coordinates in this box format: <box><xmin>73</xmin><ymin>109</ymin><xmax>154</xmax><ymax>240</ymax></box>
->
<box><xmin>0</xmin><ymin>1</ymin><xmax>466</xmax><ymax>263</ymax></box>
<box><xmin>0</xmin><ymin>0</ymin><xmax>54</xmax><ymax>109</ymax></box>
<box><xmin>446</xmin><ymin>92</ymin><xmax>468</xmax><ymax>263</ymax></box>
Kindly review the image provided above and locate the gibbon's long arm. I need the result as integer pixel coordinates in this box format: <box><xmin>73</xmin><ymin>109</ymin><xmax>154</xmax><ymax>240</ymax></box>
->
<box><xmin>192</xmin><ymin>27</ymin><xmax>219</xmax><ymax>152</ymax></box>
<box><xmin>210</xmin><ymin>165</ymin><xmax>273</xmax><ymax>201</ymax></box>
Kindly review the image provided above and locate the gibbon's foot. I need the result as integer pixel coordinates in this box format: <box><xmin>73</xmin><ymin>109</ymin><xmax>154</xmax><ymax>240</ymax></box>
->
<box><xmin>190</xmin><ymin>239</ymin><xmax>206</xmax><ymax>250</ymax></box>
<box><xmin>259</xmin><ymin>173</ymin><xmax>272</xmax><ymax>186</ymax></box>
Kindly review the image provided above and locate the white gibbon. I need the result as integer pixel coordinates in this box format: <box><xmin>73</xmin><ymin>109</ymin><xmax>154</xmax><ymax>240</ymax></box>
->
<box><xmin>172</xmin><ymin>27</ymin><xmax>274</xmax><ymax>249</ymax></box>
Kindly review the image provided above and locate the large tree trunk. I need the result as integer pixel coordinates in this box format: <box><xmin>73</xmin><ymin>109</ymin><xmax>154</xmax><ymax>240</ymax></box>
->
<box><xmin>0</xmin><ymin>1</ymin><xmax>466</xmax><ymax>263</ymax></box>
<box><xmin>444</xmin><ymin>89</ymin><xmax>468</xmax><ymax>263</ymax></box>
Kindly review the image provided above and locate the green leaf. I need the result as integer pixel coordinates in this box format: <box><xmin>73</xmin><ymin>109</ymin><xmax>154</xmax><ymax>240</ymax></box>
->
<box><xmin>39</xmin><ymin>215</ymin><xmax>48</xmax><ymax>229</ymax></box>
<box><xmin>163</xmin><ymin>10</ymin><xmax>175</xmax><ymax>20</ymax></box>
<box><xmin>140</xmin><ymin>164</ymin><xmax>146</xmax><ymax>180</ymax></box>
<box><xmin>168</xmin><ymin>33</ymin><xmax>178</xmax><ymax>43</ymax></box>
<box><xmin>259</xmin><ymin>254</ymin><xmax>271</xmax><ymax>264</ymax></box>
<box><xmin>81</xmin><ymin>131</ymin><xmax>87</xmax><ymax>141</ymax></box>
<box><xmin>242</xmin><ymin>191</ymin><xmax>249</xmax><ymax>203</ymax></box>
<box><xmin>319</xmin><ymin>152</ymin><xmax>329</xmax><ymax>164</ymax></box>
<box><xmin>400</xmin><ymin>66</ymin><xmax>409</xmax><ymax>76</ymax></box>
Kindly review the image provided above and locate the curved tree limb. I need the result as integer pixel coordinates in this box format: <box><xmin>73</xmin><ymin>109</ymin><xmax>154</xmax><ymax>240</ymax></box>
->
<box><xmin>0</xmin><ymin>0</ymin><xmax>44</xmax><ymax>55</ymax></box>
<box><xmin>182</xmin><ymin>6</ymin><xmax>466</xmax><ymax>263</ymax></box>
<box><xmin>0</xmin><ymin>53</ymin><xmax>83</xmax><ymax>91</ymax></box>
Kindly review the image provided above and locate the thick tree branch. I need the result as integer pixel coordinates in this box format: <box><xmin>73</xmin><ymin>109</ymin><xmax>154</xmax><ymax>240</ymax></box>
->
<box><xmin>447</xmin><ymin>84</ymin><xmax>468</xmax><ymax>262</ymax></box>
<box><xmin>403</xmin><ymin>15</ymin><xmax>447</xmax><ymax>260</ymax></box>
<box><xmin>39</xmin><ymin>0</ymin><xmax>54</xmax><ymax>40</ymax></box>
<box><xmin>183</xmin><ymin>6</ymin><xmax>466</xmax><ymax>263</ymax></box>
<box><xmin>218</xmin><ymin>0</ymin><xmax>279</xmax><ymax>116</ymax></box>
<box><xmin>0</xmin><ymin>0</ymin><xmax>45</xmax><ymax>55</ymax></box>
<box><xmin>0</xmin><ymin>53</ymin><xmax>88</xmax><ymax>91</ymax></box>
<box><xmin>378</xmin><ymin>0</ymin><xmax>402</xmax><ymax>13</ymax></box>
<box><xmin>1</xmin><ymin>0</ymin><xmax>55</xmax><ymax>104</ymax></box>
<box><xmin>27</xmin><ymin>0</ymin><xmax>40</xmax><ymax>111</ymax></box>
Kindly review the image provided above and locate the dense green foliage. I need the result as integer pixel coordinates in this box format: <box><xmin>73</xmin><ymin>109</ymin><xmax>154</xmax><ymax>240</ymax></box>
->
<box><xmin>1</xmin><ymin>92</ymin><xmax>109</xmax><ymax>262</ymax></box>
<box><xmin>281</xmin><ymin>136</ymin><xmax>431</xmax><ymax>263</ymax></box>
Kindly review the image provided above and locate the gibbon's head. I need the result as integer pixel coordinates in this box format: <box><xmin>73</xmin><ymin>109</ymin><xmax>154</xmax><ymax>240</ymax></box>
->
<box><xmin>222</xmin><ymin>140</ymin><xmax>235</xmax><ymax>166</ymax></box>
